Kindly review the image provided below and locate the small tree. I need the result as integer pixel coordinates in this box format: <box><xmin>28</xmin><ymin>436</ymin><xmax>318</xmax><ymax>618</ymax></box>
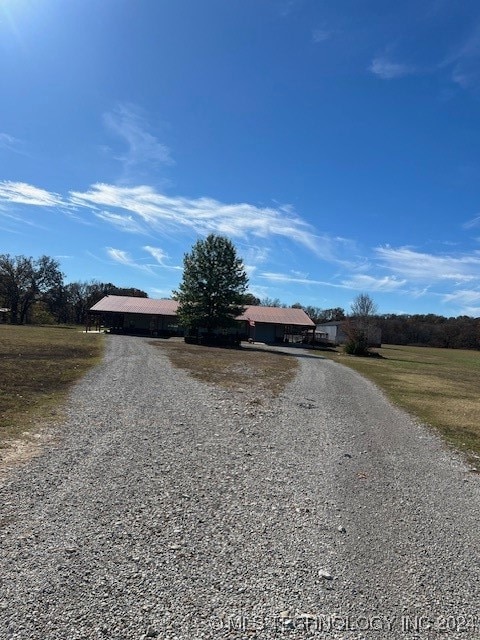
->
<box><xmin>174</xmin><ymin>234</ymin><xmax>248</xmax><ymax>336</ymax></box>
<box><xmin>344</xmin><ymin>293</ymin><xmax>378</xmax><ymax>356</ymax></box>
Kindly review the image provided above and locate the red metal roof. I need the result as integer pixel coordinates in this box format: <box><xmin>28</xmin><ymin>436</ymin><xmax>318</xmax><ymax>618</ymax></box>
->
<box><xmin>90</xmin><ymin>296</ymin><xmax>315</xmax><ymax>326</ymax></box>
<box><xmin>238</xmin><ymin>305</ymin><xmax>315</xmax><ymax>327</ymax></box>
<box><xmin>89</xmin><ymin>296</ymin><xmax>179</xmax><ymax>316</ymax></box>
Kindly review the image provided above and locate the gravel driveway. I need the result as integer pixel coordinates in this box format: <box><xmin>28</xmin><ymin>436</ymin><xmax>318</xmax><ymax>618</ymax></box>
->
<box><xmin>1</xmin><ymin>335</ymin><xmax>480</xmax><ymax>639</ymax></box>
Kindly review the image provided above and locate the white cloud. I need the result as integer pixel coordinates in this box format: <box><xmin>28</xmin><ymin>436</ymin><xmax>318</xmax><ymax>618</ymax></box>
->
<box><xmin>143</xmin><ymin>245</ymin><xmax>168</xmax><ymax>265</ymax></box>
<box><xmin>443</xmin><ymin>289</ymin><xmax>480</xmax><ymax>305</ymax></box>
<box><xmin>104</xmin><ymin>103</ymin><xmax>173</xmax><ymax>175</ymax></box>
<box><xmin>240</xmin><ymin>244</ymin><xmax>270</xmax><ymax>265</ymax></box>
<box><xmin>442</xmin><ymin>289</ymin><xmax>480</xmax><ymax>315</ymax></box>
<box><xmin>150</xmin><ymin>288</ymin><xmax>175</xmax><ymax>298</ymax></box>
<box><xmin>376</xmin><ymin>246</ymin><xmax>480</xmax><ymax>282</ymax></box>
<box><xmin>341</xmin><ymin>274</ymin><xmax>406</xmax><ymax>291</ymax></box>
<box><xmin>279</xmin><ymin>0</ymin><xmax>301</xmax><ymax>17</ymax></box>
<box><xmin>0</xmin><ymin>181</ymin><xmax>64</xmax><ymax>207</ymax></box>
<box><xmin>143</xmin><ymin>245</ymin><xmax>181</xmax><ymax>270</ymax></box>
<box><xmin>442</xmin><ymin>25</ymin><xmax>480</xmax><ymax>89</ymax></box>
<box><xmin>0</xmin><ymin>133</ymin><xmax>25</xmax><ymax>155</ymax></box>
<box><xmin>259</xmin><ymin>272</ymin><xmax>331</xmax><ymax>286</ymax></box>
<box><xmin>106</xmin><ymin>247</ymin><xmax>153</xmax><ymax>273</ymax></box>
<box><xmin>95</xmin><ymin>211</ymin><xmax>148</xmax><ymax>234</ymax></box>
<box><xmin>369</xmin><ymin>57</ymin><xmax>413</xmax><ymax>79</ymax></box>
<box><xmin>261</xmin><ymin>270</ymin><xmax>407</xmax><ymax>293</ymax></box>
<box><xmin>0</xmin><ymin>178</ymin><xmax>352</xmax><ymax>265</ymax></box>
<box><xmin>463</xmin><ymin>214</ymin><xmax>480</xmax><ymax>229</ymax></box>
<box><xmin>312</xmin><ymin>28</ymin><xmax>331</xmax><ymax>44</ymax></box>
<box><xmin>70</xmin><ymin>183</ymin><xmax>325</xmax><ymax>255</ymax></box>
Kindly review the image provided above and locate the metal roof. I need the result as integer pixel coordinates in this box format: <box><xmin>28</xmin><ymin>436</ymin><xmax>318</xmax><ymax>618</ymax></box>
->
<box><xmin>89</xmin><ymin>296</ymin><xmax>179</xmax><ymax>316</ymax></box>
<box><xmin>238</xmin><ymin>305</ymin><xmax>315</xmax><ymax>327</ymax></box>
<box><xmin>90</xmin><ymin>296</ymin><xmax>315</xmax><ymax>327</ymax></box>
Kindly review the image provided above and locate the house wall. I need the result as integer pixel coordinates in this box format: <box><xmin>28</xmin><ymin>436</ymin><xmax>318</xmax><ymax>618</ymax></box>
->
<box><xmin>98</xmin><ymin>310</ymin><xmax>308</xmax><ymax>343</ymax></box>
<box><xmin>250</xmin><ymin>323</ymin><xmax>277</xmax><ymax>343</ymax></box>
<box><xmin>316</xmin><ymin>321</ymin><xmax>381</xmax><ymax>347</ymax></box>
<box><xmin>100</xmin><ymin>312</ymin><xmax>183</xmax><ymax>336</ymax></box>
<box><xmin>320</xmin><ymin>325</ymin><xmax>339</xmax><ymax>343</ymax></box>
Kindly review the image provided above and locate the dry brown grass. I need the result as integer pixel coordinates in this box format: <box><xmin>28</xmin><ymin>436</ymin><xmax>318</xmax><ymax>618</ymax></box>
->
<box><xmin>153</xmin><ymin>339</ymin><xmax>298</xmax><ymax>399</ymax></box>
<box><xmin>0</xmin><ymin>325</ymin><xmax>103</xmax><ymax>447</ymax></box>
<box><xmin>320</xmin><ymin>344</ymin><xmax>480</xmax><ymax>465</ymax></box>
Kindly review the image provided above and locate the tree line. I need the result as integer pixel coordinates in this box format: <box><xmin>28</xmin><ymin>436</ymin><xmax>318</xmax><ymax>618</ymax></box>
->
<box><xmin>0</xmin><ymin>254</ymin><xmax>147</xmax><ymax>325</ymax></box>
<box><xmin>376</xmin><ymin>313</ymin><xmax>480</xmax><ymax>350</ymax></box>
<box><xmin>2</xmin><ymin>251</ymin><xmax>479</xmax><ymax>350</ymax></box>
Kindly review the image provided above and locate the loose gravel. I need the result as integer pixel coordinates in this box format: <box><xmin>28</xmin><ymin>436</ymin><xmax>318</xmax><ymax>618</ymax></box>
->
<box><xmin>1</xmin><ymin>335</ymin><xmax>480</xmax><ymax>639</ymax></box>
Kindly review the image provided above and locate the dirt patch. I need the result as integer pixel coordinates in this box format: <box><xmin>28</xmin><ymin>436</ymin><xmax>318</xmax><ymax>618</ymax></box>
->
<box><xmin>0</xmin><ymin>424</ymin><xmax>60</xmax><ymax>485</ymax></box>
<box><xmin>152</xmin><ymin>339</ymin><xmax>298</xmax><ymax>398</ymax></box>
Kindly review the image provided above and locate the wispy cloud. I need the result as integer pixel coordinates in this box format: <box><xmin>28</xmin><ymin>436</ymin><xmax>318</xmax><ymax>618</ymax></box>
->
<box><xmin>0</xmin><ymin>133</ymin><xmax>26</xmax><ymax>155</ymax></box>
<box><xmin>278</xmin><ymin>0</ymin><xmax>302</xmax><ymax>18</ymax></box>
<box><xmin>106</xmin><ymin>247</ymin><xmax>153</xmax><ymax>273</ymax></box>
<box><xmin>312</xmin><ymin>28</ymin><xmax>331</xmax><ymax>44</ymax></box>
<box><xmin>240</xmin><ymin>244</ymin><xmax>271</xmax><ymax>265</ymax></box>
<box><xmin>0</xmin><ymin>181</ymin><xmax>64</xmax><ymax>207</ymax></box>
<box><xmin>442</xmin><ymin>289</ymin><xmax>480</xmax><ymax>315</ymax></box>
<box><xmin>443</xmin><ymin>289</ymin><xmax>480</xmax><ymax>305</ymax></box>
<box><xmin>0</xmin><ymin>178</ymin><xmax>354</xmax><ymax>265</ymax></box>
<box><xmin>369</xmin><ymin>57</ymin><xmax>414</xmax><ymax>80</ymax></box>
<box><xmin>341</xmin><ymin>274</ymin><xmax>406</xmax><ymax>291</ymax></box>
<box><xmin>143</xmin><ymin>245</ymin><xmax>168</xmax><ymax>265</ymax></box>
<box><xmin>442</xmin><ymin>25</ymin><xmax>480</xmax><ymax>89</ymax></box>
<box><xmin>376</xmin><ymin>246</ymin><xmax>480</xmax><ymax>282</ymax></box>
<box><xmin>261</xmin><ymin>270</ymin><xmax>407</xmax><ymax>293</ymax></box>
<box><xmin>70</xmin><ymin>183</ymin><xmax>326</xmax><ymax>256</ymax></box>
<box><xmin>463</xmin><ymin>214</ymin><xmax>480</xmax><ymax>229</ymax></box>
<box><xmin>150</xmin><ymin>287</ymin><xmax>176</xmax><ymax>298</ymax></box>
<box><xmin>143</xmin><ymin>245</ymin><xmax>182</xmax><ymax>270</ymax></box>
<box><xmin>95</xmin><ymin>211</ymin><xmax>148</xmax><ymax>235</ymax></box>
<box><xmin>259</xmin><ymin>272</ymin><xmax>332</xmax><ymax>286</ymax></box>
<box><xmin>103</xmin><ymin>103</ymin><xmax>173</xmax><ymax>179</ymax></box>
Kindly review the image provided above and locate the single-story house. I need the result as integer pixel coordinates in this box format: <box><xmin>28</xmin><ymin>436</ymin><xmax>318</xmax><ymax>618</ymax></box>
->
<box><xmin>88</xmin><ymin>295</ymin><xmax>315</xmax><ymax>343</ymax></box>
<box><xmin>236</xmin><ymin>305</ymin><xmax>315</xmax><ymax>343</ymax></box>
<box><xmin>316</xmin><ymin>320</ymin><xmax>381</xmax><ymax>347</ymax></box>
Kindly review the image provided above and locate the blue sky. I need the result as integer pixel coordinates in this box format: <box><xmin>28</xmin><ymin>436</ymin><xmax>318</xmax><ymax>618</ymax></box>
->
<box><xmin>1</xmin><ymin>0</ymin><xmax>480</xmax><ymax>316</ymax></box>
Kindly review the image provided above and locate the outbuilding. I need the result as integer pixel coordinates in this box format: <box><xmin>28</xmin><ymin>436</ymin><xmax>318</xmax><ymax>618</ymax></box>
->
<box><xmin>316</xmin><ymin>320</ymin><xmax>381</xmax><ymax>347</ymax></box>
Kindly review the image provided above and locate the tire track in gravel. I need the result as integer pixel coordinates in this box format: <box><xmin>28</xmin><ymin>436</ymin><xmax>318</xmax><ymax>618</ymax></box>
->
<box><xmin>1</xmin><ymin>336</ymin><xmax>479</xmax><ymax>640</ymax></box>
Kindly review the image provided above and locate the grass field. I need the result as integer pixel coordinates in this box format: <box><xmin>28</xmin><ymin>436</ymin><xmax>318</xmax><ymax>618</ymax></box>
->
<box><xmin>0</xmin><ymin>325</ymin><xmax>103</xmax><ymax>446</ymax></box>
<box><xmin>154</xmin><ymin>339</ymin><xmax>298</xmax><ymax>399</ymax></box>
<box><xmin>325</xmin><ymin>344</ymin><xmax>480</xmax><ymax>465</ymax></box>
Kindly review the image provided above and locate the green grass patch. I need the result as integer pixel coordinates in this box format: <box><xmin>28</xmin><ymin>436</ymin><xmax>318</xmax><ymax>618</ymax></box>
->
<box><xmin>321</xmin><ymin>344</ymin><xmax>480</xmax><ymax>465</ymax></box>
<box><xmin>0</xmin><ymin>325</ymin><xmax>103</xmax><ymax>446</ymax></box>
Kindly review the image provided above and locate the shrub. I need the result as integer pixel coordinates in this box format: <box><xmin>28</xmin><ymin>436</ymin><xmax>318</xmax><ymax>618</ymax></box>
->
<box><xmin>344</xmin><ymin>335</ymin><xmax>370</xmax><ymax>356</ymax></box>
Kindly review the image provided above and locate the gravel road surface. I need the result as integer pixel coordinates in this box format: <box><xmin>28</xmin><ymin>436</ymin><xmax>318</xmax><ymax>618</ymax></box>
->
<box><xmin>1</xmin><ymin>335</ymin><xmax>479</xmax><ymax>640</ymax></box>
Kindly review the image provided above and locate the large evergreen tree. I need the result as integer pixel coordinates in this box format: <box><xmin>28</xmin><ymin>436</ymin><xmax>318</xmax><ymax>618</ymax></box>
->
<box><xmin>174</xmin><ymin>234</ymin><xmax>248</xmax><ymax>334</ymax></box>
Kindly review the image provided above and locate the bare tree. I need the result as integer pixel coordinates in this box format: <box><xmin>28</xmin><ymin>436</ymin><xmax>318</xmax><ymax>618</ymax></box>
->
<box><xmin>350</xmin><ymin>293</ymin><xmax>378</xmax><ymax>318</ymax></box>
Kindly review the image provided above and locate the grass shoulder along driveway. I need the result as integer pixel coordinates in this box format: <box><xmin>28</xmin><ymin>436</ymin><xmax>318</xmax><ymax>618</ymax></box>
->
<box><xmin>321</xmin><ymin>344</ymin><xmax>480</xmax><ymax>466</ymax></box>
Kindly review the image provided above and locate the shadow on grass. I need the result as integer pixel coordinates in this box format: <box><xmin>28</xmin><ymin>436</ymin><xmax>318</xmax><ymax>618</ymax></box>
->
<box><xmin>242</xmin><ymin>344</ymin><xmax>330</xmax><ymax>360</ymax></box>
